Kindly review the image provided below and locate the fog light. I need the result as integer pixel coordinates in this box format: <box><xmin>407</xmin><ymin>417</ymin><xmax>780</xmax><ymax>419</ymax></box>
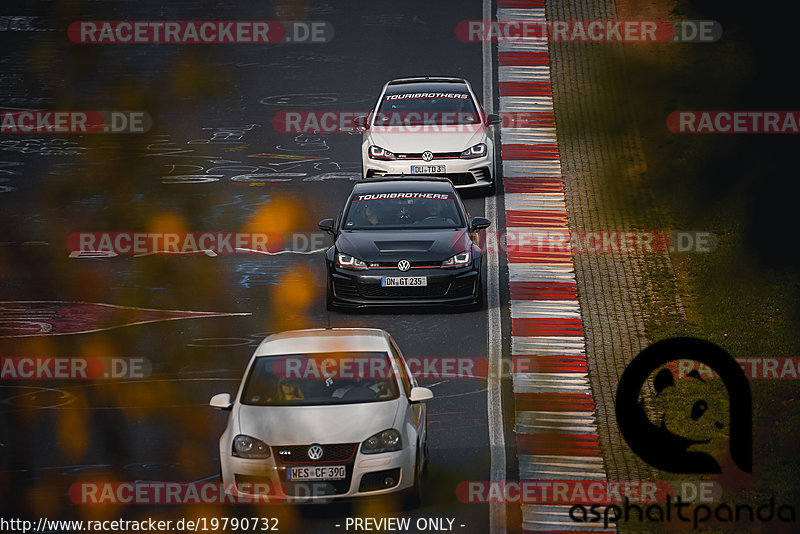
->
<box><xmin>359</xmin><ymin>468</ymin><xmax>401</xmax><ymax>492</ymax></box>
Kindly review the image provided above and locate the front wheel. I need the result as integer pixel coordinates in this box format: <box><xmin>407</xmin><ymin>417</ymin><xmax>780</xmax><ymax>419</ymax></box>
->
<box><xmin>465</xmin><ymin>276</ymin><xmax>486</xmax><ymax>312</ymax></box>
<box><xmin>402</xmin><ymin>451</ymin><xmax>424</xmax><ymax>509</ymax></box>
<box><xmin>326</xmin><ymin>279</ymin><xmax>338</xmax><ymax>311</ymax></box>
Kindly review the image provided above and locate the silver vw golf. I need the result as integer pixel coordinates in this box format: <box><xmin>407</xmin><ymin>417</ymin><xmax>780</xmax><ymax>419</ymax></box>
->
<box><xmin>209</xmin><ymin>328</ymin><xmax>432</xmax><ymax>505</ymax></box>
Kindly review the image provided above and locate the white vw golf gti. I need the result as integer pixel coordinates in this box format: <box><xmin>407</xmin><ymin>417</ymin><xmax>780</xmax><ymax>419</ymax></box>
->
<box><xmin>357</xmin><ymin>77</ymin><xmax>501</xmax><ymax>194</ymax></box>
<box><xmin>209</xmin><ymin>328</ymin><xmax>432</xmax><ymax>505</ymax></box>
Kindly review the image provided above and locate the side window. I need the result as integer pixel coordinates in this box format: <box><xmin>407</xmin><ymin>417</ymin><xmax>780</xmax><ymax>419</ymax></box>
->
<box><xmin>340</xmin><ymin>193</ymin><xmax>360</xmax><ymax>229</ymax></box>
<box><xmin>389</xmin><ymin>340</ymin><xmax>412</xmax><ymax>397</ymax></box>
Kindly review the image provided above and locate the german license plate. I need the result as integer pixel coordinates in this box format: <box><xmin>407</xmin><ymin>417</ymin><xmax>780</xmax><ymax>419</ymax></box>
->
<box><xmin>382</xmin><ymin>277</ymin><xmax>427</xmax><ymax>287</ymax></box>
<box><xmin>411</xmin><ymin>165</ymin><xmax>445</xmax><ymax>174</ymax></box>
<box><xmin>286</xmin><ymin>465</ymin><xmax>346</xmax><ymax>481</ymax></box>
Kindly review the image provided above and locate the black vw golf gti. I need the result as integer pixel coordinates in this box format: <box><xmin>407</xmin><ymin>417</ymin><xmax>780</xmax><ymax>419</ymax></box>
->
<box><xmin>319</xmin><ymin>177</ymin><xmax>490</xmax><ymax>310</ymax></box>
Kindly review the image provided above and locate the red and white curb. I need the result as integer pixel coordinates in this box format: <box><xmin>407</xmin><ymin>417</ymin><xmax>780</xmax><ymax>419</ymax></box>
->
<box><xmin>497</xmin><ymin>0</ymin><xmax>612</xmax><ymax>531</ymax></box>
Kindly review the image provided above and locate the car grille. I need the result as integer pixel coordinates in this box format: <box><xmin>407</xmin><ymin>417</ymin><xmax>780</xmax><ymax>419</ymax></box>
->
<box><xmin>280</xmin><ymin>476</ymin><xmax>352</xmax><ymax>496</ymax></box>
<box><xmin>332</xmin><ymin>278</ymin><xmax>360</xmax><ymax>299</ymax></box>
<box><xmin>366</xmin><ymin>167</ymin><xmax>489</xmax><ymax>186</ymax></box>
<box><xmin>358</xmin><ymin>282</ymin><xmax>450</xmax><ymax>298</ymax></box>
<box><xmin>449</xmin><ymin>278</ymin><xmax>477</xmax><ymax>298</ymax></box>
<box><xmin>235</xmin><ymin>472</ymin><xmax>354</xmax><ymax>497</ymax></box>
<box><xmin>272</xmin><ymin>443</ymin><xmax>358</xmax><ymax>465</ymax></box>
<box><xmin>395</xmin><ymin>151</ymin><xmax>462</xmax><ymax>160</ymax></box>
<box><xmin>336</xmin><ymin>277</ymin><xmax>476</xmax><ymax>300</ymax></box>
<box><xmin>231</xmin><ymin>475</ymin><xmax>274</xmax><ymax>497</ymax></box>
<box><xmin>446</xmin><ymin>172</ymin><xmax>477</xmax><ymax>185</ymax></box>
<box><xmin>262</xmin><ymin>443</ymin><xmax>360</xmax><ymax>497</ymax></box>
<box><xmin>470</xmin><ymin>166</ymin><xmax>491</xmax><ymax>183</ymax></box>
<box><xmin>367</xmin><ymin>260</ymin><xmax>441</xmax><ymax>269</ymax></box>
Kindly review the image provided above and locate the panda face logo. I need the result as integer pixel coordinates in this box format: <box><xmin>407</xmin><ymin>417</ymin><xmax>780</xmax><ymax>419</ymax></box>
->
<box><xmin>652</xmin><ymin>368</ymin><xmax>728</xmax><ymax>448</ymax></box>
<box><xmin>615</xmin><ymin>337</ymin><xmax>751</xmax><ymax>474</ymax></box>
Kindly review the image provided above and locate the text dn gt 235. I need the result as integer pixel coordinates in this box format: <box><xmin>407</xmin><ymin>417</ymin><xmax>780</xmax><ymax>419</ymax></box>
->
<box><xmin>355</xmin><ymin>77</ymin><xmax>501</xmax><ymax>194</ymax></box>
<box><xmin>318</xmin><ymin>177</ymin><xmax>491</xmax><ymax>311</ymax></box>
<box><xmin>209</xmin><ymin>328</ymin><xmax>433</xmax><ymax>506</ymax></box>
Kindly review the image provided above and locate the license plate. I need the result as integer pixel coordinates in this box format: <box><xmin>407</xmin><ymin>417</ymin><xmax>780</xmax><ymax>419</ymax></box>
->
<box><xmin>286</xmin><ymin>465</ymin><xmax>346</xmax><ymax>481</ymax></box>
<box><xmin>411</xmin><ymin>165</ymin><xmax>445</xmax><ymax>174</ymax></box>
<box><xmin>382</xmin><ymin>277</ymin><xmax>427</xmax><ymax>287</ymax></box>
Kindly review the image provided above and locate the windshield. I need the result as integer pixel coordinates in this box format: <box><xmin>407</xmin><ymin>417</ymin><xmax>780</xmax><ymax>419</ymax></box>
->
<box><xmin>240</xmin><ymin>352</ymin><xmax>401</xmax><ymax>406</ymax></box>
<box><xmin>375</xmin><ymin>91</ymin><xmax>480</xmax><ymax>126</ymax></box>
<box><xmin>342</xmin><ymin>192</ymin><xmax>465</xmax><ymax>230</ymax></box>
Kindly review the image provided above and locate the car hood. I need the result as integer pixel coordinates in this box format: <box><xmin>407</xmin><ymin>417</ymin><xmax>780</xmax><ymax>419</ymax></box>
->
<box><xmin>367</xmin><ymin>126</ymin><xmax>486</xmax><ymax>153</ymax></box>
<box><xmin>236</xmin><ymin>398</ymin><xmax>402</xmax><ymax>445</ymax></box>
<box><xmin>337</xmin><ymin>228</ymin><xmax>472</xmax><ymax>263</ymax></box>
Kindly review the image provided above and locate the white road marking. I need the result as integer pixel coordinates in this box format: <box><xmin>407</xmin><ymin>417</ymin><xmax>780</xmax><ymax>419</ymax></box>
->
<box><xmin>483</xmin><ymin>0</ymin><xmax>506</xmax><ymax>532</ymax></box>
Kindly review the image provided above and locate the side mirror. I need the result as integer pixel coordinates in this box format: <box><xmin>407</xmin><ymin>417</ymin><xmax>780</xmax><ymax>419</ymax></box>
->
<box><xmin>471</xmin><ymin>217</ymin><xmax>491</xmax><ymax>230</ymax></box>
<box><xmin>353</xmin><ymin>115</ymin><xmax>370</xmax><ymax>130</ymax></box>
<box><xmin>409</xmin><ymin>386</ymin><xmax>433</xmax><ymax>404</ymax></box>
<box><xmin>209</xmin><ymin>392</ymin><xmax>232</xmax><ymax>410</ymax></box>
<box><xmin>318</xmin><ymin>218</ymin><xmax>335</xmax><ymax>233</ymax></box>
<box><xmin>486</xmin><ymin>113</ymin><xmax>502</xmax><ymax>126</ymax></box>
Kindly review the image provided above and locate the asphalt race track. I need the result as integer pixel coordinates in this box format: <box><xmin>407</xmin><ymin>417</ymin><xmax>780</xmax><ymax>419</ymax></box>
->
<box><xmin>0</xmin><ymin>2</ymin><xmax>516</xmax><ymax>533</ymax></box>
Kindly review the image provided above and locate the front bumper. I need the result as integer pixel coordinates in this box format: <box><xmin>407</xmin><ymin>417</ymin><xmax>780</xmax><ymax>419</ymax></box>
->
<box><xmin>328</xmin><ymin>264</ymin><xmax>481</xmax><ymax>308</ymax></box>
<box><xmin>220</xmin><ymin>447</ymin><xmax>414</xmax><ymax>503</ymax></box>
<box><xmin>364</xmin><ymin>157</ymin><xmax>494</xmax><ymax>189</ymax></box>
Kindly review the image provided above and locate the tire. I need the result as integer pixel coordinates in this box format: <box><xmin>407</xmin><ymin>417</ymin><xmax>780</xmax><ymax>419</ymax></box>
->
<box><xmin>402</xmin><ymin>451</ymin><xmax>424</xmax><ymax>509</ymax></box>
<box><xmin>465</xmin><ymin>276</ymin><xmax>485</xmax><ymax>312</ymax></box>
<box><xmin>325</xmin><ymin>279</ymin><xmax>337</xmax><ymax>311</ymax></box>
<box><xmin>422</xmin><ymin>439</ymin><xmax>430</xmax><ymax>476</ymax></box>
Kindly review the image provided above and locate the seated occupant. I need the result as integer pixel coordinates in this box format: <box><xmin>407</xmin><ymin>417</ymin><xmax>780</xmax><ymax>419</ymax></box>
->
<box><xmin>420</xmin><ymin>199</ymin><xmax>455</xmax><ymax>225</ymax></box>
<box><xmin>362</xmin><ymin>204</ymin><xmax>381</xmax><ymax>226</ymax></box>
<box><xmin>279</xmin><ymin>379</ymin><xmax>304</xmax><ymax>401</ymax></box>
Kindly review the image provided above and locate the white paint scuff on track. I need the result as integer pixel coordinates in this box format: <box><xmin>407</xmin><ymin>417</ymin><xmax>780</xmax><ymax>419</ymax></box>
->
<box><xmin>483</xmin><ymin>0</ymin><xmax>507</xmax><ymax>532</ymax></box>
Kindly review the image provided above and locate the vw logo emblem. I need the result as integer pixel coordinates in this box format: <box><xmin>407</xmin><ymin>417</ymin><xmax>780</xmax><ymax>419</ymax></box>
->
<box><xmin>307</xmin><ymin>444</ymin><xmax>324</xmax><ymax>460</ymax></box>
<box><xmin>421</xmin><ymin>150</ymin><xmax>434</xmax><ymax>162</ymax></box>
<box><xmin>397</xmin><ymin>259</ymin><xmax>411</xmax><ymax>272</ymax></box>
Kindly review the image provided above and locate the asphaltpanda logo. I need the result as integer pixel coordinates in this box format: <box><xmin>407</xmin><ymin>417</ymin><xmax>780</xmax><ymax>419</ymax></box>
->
<box><xmin>615</xmin><ymin>337</ymin><xmax>752</xmax><ymax>474</ymax></box>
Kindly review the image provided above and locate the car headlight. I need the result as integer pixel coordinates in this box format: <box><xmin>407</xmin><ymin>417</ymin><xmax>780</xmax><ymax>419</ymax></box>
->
<box><xmin>459</xmin><ymin>143</ymin><xmax>487</xmax><ymax>159</ymax></box>
<box><xmin>232</xmin><ymin>435</ymin><xmax>270</xmax><ymax>459</ymax></box>
<box><xmin>441</xmin><ymin>252</ymin><xmax>471</xmax><ymax>268</ymax></box>
<box><xmin>369</xmin><ymin>145</ymin><xmax>396</xmax><ymax>160</ymax></box>
<box><xmin>361</xmin><ymin>429</ymin><xmax>402</xmax><ymax>454</ymax></box>
<box><xmin>337</xmin><ymin>252</ymin><xmax>368</xmax><ymax>270</ymax></box>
